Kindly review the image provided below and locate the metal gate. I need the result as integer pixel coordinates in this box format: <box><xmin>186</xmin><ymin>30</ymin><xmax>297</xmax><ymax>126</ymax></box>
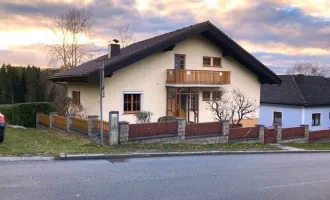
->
<box><xmin>264</xmin><ymin>127</ymin><xmax>277</xmax><ymax>143</ymax></box>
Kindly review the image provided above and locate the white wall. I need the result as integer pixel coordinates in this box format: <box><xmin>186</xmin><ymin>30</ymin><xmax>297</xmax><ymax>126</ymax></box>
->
<box><xmin>67</xmin><ymin>35</ymin><xmax>261</xmax><ymax>123</ymax></box>
<box><xmin>260</xmin><ymin>103</ymin><xmax>303</xmax><ymax>128</ymax></box>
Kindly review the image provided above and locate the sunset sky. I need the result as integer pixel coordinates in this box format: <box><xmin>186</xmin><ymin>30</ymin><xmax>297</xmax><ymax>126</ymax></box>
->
<box><xmin>1</xmin><ymin>0</ymin><xmax>330</xmax><ymax>73</ymax></box>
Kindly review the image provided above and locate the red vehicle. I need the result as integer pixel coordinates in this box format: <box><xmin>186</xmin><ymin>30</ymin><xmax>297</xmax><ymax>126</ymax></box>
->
<box><xmin>0</xmin><ymin>113</ymin><xmax>4</xmax><ymax>143</ymax></box>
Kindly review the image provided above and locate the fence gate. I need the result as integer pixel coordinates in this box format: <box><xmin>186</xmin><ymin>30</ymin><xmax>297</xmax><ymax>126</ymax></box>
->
<box><xmin>264</xmin><ymin>127</ymin><xmax>276</xmax><ymax>143</ymax></box>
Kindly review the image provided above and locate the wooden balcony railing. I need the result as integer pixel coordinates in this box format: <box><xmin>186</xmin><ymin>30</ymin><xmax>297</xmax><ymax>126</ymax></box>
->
<box><xmin>166</xmin><ymin>69</ymin><xmax>230</xmax><ymax>85</ymax></box>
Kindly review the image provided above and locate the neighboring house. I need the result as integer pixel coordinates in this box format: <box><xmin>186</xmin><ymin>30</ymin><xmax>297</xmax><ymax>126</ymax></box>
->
<box><xmin>260</xmin><ymin>75</ymin><xmax>330</xmax><ymax>131</ymax></box>
<box><xmin>49</xmin><ymin>21</ymin><xmax>280</xmax><ymax>124</ymax></box>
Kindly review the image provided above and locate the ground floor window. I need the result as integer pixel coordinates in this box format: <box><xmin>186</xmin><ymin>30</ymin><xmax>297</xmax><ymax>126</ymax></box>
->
<box><xmin>273</xmin><ymin>111</ymin><xmax>282</xmax><ymax>125</ymax></box>
<box><xmin>312</xmin><ymin>113</ymin><xmax>321</xmax><ymax>126</ymax></box>
<box><xmin>72</xmin><ymin>91</ymin><xmax>80</xmax><ymax>105</ymax></box>
<box><xmin>123</xmin><ymin>93</ymin><xmax>141</xmax><ymax>114</ymax></box>
<box><xmin>202</xmin><ymin>91</ymin><xmax>210</xmax><ymax>101</ymax></box>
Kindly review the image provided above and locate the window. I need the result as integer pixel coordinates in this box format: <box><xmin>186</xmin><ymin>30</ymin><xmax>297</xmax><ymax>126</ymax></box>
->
<box><xmin>175</xmin><ymin>54</ymin><xmax>185</xmax><ymax>69</ymax></box>
<box><xmin>203</xmin><ymin>56</ymin><xmax>211</xmax><ymax>66</ymax></box>
<box><xmin>189</xmin><ymin>94</ymin><xmax>197</xmax><ymax>110</ymax></box>
<box><xmin>202</xmin><ymin>91</ymin><xmax>211</xmax><ymax>101</ymax></box>
<box><xmin>212</xmin><ymin>91</ymin><xmax>222</xmax><ymax>100</ymax></box>
<box><xmin>213</xmin><ymin>57</ymin><xmax>221</xmax><ymax>67</ymax></box>
<box><xmin>72</xmin><ymin>91</ymin><xmax>80</xmax><ymax>105</ymax></box>
<box><xmin>312</xmin><ymin>113</ymin><xmax>321</xmax><ymax>126</ymax></box>
<box><xmin>273</xmin><ymin>112</ymin><xmax>282</xmax><ymax>125</ymax></box>
<box><xmin>123</xmin><ymin>94</ymin><xmax>141</xmax><ymax>113</ymax></box>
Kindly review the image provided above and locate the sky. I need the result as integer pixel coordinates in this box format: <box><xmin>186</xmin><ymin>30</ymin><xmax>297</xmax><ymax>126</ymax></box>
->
<box><xmin>1</xmin><ymin>0</ymin><xmax>330</xmax><ymax>74</ymax></box>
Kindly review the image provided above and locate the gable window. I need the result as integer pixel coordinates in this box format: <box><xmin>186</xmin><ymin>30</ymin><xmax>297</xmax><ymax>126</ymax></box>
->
<box><xmin>213</xmin><ymin>57</ymin><xmax>221</xmax><ymax>67</ymax></box>
<box><xmin>202</xmin><ymin>91</ymin><xmax>211</xmax><ymax>101</ymax></box>
<box><xmin>175</xmin><ymin>54</ymin><xmax>185</xmax><ymax>69</ymax></box>
<box><xmin>212</xmin><ymin>91</ymin><xmax>222</xmax><ymax>100</ymax></box>
<box><xmin>72</xmin><ymin>91</ymin><xmax>80</xmax><ymax>105</ymax></box>
<box><xmin>273</xmin><ymin>112</ymin><xmax>282</xmax><ymax>125</ymax></box>
<box><xmin>312</xmin><ymin>113</ymin><xmax>321</xmax><ymax>126</ymax></box>
<box><xmin>123</xmin><ymin>93</ymin><xmax>141</xmax><ymax>114</ymax></box>
<box><xmin>203</xmin><ymin>57</ymin><xmax>211</xmax><ymax>66</ymax></box>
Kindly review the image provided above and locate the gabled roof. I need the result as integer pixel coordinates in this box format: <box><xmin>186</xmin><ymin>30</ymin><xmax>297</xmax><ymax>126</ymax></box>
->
<box><xmin>49</xmin><ymin>21</ymin><xmax>281</xmax><ymax>84</ymax></box>
<box><xmin>261</xmin><ymin>75</ymin><xmax>330</xmax><ymax>106</ymax></box>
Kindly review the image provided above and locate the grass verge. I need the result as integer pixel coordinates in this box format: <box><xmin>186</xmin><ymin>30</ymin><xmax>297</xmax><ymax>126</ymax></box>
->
<box><xmin>0</xmin><ymin>128</ymin><xmax>278</xmax><ymax>156</ymax></box>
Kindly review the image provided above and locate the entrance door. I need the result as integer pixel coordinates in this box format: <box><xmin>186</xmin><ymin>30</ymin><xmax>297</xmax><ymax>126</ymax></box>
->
<box><xmin>178</xmin><ymin>95</ymin><xmax>187</xmax><ymax>118</ymax></box>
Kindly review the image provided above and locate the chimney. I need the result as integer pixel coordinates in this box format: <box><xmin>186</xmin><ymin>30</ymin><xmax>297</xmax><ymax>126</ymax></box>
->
<box><xmin>108</xmin><ymin>40</ymin><xmax>120</xmax><ymax>58</ymax></box>
<box><xmin>296</xmin><ymin>74</ymin><xmax>304</xmax><ymax>84</ymax></box>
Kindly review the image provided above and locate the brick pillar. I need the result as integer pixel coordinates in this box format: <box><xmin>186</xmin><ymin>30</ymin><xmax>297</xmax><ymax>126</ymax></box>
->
<box><xmin>109</xmin><ymin>111</ymin><xmax>119</xmax><ymax>145</ymax></box>
<box><xmin>301</xmin><ymin>124</ymin><xmax>309</xmax><ymax>142</ymax></box>
<box><xmin>256</xmin><ymin>124</ymin><xmax>265</xmax><ymax>143</ymax></box>
<box><xmin>176</xmin><ymin>118</ymin><xmax>186</xmax><ymax>141</ymax></box>
<box><xmin>36</xmin><ymin>113</ymin><xmax>40</xmax><ymax>128</ymax></box>
<box><xmin>66</xmin><ymin>114</ymin><xmax>74</xmax><ymax>132</ymax></box>
<box><xmin>119</xmin><ymin>121</ymin><xmax>129</xmax><ymax>144</ymax></box>
<box><xmin>49</xmin><ymin>112</ymin><xmax>57</xmax><ymax>129</ymax></box>
<box><xmin>87</xmin><ymin>115</ymin><xmax>99</xmax><ymax>143</ymax></box>
<box><xmin>275</xmin><ymin>124</ymin><xmax>282</xmax><ymax>143</ymax></box>
<box><xmin>221</xmin><ymin>120</ymin><xmax>229</xmax><ymax>136</ymax></box>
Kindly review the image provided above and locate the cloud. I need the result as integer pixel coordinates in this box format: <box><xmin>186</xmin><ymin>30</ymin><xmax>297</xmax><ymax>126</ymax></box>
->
<box><xmin>1</xmin><ymin>0</ymin><xmax>330</xmax><ymax>73</ymax></box>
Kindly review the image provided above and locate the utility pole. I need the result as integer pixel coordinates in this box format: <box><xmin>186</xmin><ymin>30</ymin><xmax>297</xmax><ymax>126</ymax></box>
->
<box><xmin>100</xmin><ymin>61</ymin><xmax>105</xmax><ymax>144</ymax></box>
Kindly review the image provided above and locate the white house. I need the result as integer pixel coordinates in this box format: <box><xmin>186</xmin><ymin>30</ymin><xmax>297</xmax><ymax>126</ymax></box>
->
<box><xmin>260</xmin><ymin>75</ymin><xmax>330</xmax><ymax>131</ymax></box>
<box><xmin>50</xmin><ymin>21</ymin><xmax>281</xmax><ymax>125</ymax></box>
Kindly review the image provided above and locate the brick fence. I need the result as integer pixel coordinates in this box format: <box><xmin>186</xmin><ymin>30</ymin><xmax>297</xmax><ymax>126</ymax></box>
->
<box><xmin>37</xmin><ymin>112</ymin><xmax>330</xmax><ymax>145</ymax></box>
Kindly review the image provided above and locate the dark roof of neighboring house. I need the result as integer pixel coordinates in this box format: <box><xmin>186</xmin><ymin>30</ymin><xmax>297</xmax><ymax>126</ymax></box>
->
<box><xmin>49</xmin><ymin>21</ymin><xmax>281</xmax><ymax>84</ymax></box>
<box><xmin>261</xmin><ymin>75</ymin><xmax>330</xmax><ymax>106</ymax></box>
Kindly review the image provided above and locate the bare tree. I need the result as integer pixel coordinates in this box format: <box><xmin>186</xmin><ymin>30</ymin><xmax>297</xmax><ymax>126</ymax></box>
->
<box><xmin>46</xmin><ymin>6</ymin><xmax>94</xmax><ymax>69</ymax></box>
<box><xmin>286</xmin><ymin>61</ymin><xmax>329</xmax><ymax>77</ymax></box>
<box><xmin>207</xmin><ymin>88</ymin><xmax>258</xmax><ymax>126</ymax></box>
<box><xmin>117</xmin><ymin>23</ymin><xmax>135</xmax><ymax>47</ymax></box>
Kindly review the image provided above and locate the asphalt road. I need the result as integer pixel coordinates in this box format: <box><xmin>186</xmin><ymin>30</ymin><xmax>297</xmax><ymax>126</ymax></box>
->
<box><xmin>1</xmin><ymin>154</ymin><xmax>330</xmax><ymax>200</ymax></box>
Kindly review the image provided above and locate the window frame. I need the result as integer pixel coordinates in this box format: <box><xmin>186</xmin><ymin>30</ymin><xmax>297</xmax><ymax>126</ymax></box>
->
<box><xmin>72</xmin><ymin>90</ymin><xmax>81</xmax><ymax>105</ymax></box>
<box><xmin>122</xmin><ymin>91</ymin><xmax>143</xmax><ymax>114</ymax></box>
<box><xmin>203</xmin><ymin>56</ymin><xmax>212</xmax><ymax>67</ymax></box>
<box><xmin>213</xmin><ymin>57</ymin><xmax>222</xmax><ymax>67</ymax></box>
<box><xmin>312</xmin><ymin>113</ymin><xmax>321</xmax><ymax>126</ymax></box>
<box><xmin>202</xmin><ymin>91</ymin><xmax>211</xmax><ymax>101</ymax></box>
<box><xmin>273</xmin><ymin>111</ymin><xmax>282</xmax><ymax>125</ymax></box>
<box><xmin>174</xmin><ymin>54</ymin><xmax>186</xmax><ymax>69</ymax></box>
<box><xmin>212</xmin><ymin>91</ymin><xmax>222</xmax><ymax>101</ymax></box>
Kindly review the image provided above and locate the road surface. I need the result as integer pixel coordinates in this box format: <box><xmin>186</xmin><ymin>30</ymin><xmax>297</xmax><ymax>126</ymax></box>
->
<box><xmin>1</xmin><ymin>154</ymin><xmax>330</xmax><ymax>200</ymax></box>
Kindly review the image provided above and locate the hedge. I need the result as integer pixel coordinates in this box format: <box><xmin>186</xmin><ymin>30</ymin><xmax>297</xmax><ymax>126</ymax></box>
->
<box><xmin>0</xmin><ymin>102</ymin><xmax>54</xmax><ymax>127</ymax></box>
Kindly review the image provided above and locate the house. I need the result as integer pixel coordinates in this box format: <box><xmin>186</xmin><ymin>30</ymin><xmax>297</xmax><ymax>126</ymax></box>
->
<box><xmin>260</xmin><ymin>75</ymin><xmax>330</xmax><ymax>131</ymax></box>
<box><xmin>49</xmin><ymin>21</ymin><xmax>281</xmax><ymax>124</ymax></box>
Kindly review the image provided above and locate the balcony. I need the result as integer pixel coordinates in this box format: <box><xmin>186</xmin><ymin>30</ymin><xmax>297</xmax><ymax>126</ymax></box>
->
<box><xmin>166</xmin><ymin>69</ymin><xmax>230</xmax><ymax>86</ymax></box>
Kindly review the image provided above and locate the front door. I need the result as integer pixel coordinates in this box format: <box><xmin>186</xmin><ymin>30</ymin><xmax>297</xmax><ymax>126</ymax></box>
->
<box><xmin>178</xmin><ymin>95</ymin><xmax>187</xmax><ymax>118</ymax></box>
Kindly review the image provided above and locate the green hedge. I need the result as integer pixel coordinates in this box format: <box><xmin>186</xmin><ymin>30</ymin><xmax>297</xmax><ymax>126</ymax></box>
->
<box><xmin>0</xmin><ymin>102</ymin><xmax>54</xmax><ymax>127</ymax></box>
<box><xmin>157</xmin><ymin>116</ymin><xmax>177</xmax><ymax>122</ymax></box>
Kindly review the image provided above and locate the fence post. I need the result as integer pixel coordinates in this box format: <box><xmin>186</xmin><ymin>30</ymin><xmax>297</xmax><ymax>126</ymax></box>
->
<box><xmin>36</xmin><ymin>113</ymin><xmax>40</xmax><ymax>128</ymax></box>
<box><xmin>87</xmin><ymin>115</ymin><xmax>99</xmax><ymax>143</ymax></box>
<box><xmin>301</xmin><ymin>124</ymin><xmax>309</xmax><ymax>142</ymax></box>
<box><xmin>119</xmin><ymin>121</ymin><xmax>129</xmax><ymax>143</ymax></box>
<box><xmin>66</xmin><ymin>114</ymin><xmax>74</xmax><ymax>132</ymax></box>
<box><xmin>275</xmin><ymin>124</ymin><xmax>282</xmax><ymax>143</ymax></box>
<box><xmin>109</xmin><ymin>111</ymin><xmax>119</xmax><ymax>145</ymax></box>
<box><xmin>49</xmin><ymin>112</ymin><xmax>57</xmax><ymax>129</ymax></box>
<box><xmin>221</xmin><ymin>120</ymin><xmax>229</xmax><ymax>136</ymax></box>
<box><xmin>176</xmin><ymin>118</ymin><xmax>186</xmax><ymax>141</ymax></box>
<box><xmin>256</xmin><ymin>124</ymin><xmax>265</xmax><ymax>143</ymax></box>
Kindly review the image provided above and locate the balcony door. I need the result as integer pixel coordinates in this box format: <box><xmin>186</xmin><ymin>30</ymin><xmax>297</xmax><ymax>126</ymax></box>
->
<box><xmin>175</xmin><ymin>54</ymin><xmax>185</xmax><ymax>70</ymax></box>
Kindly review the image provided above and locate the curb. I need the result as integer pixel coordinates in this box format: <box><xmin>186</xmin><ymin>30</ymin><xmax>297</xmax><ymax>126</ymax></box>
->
<box><xmin>0</xmin><ymin>156</ymin><xmax>54</xmax><ymax>162</ymax></box>
<box><xmin>3</xmin><ymin>150</ymin><xmax>330</xmax><ymax>162</ymax></box>
<box><xmin>58</xmin><ymin>150</ymin><xmax>330</xmax><ymax>160</ymax></box>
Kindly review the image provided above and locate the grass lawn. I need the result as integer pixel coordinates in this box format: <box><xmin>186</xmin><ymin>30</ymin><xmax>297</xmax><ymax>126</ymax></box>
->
<box><xmin>0</xmin><ymin>128</ymin><xmax>278</xmax><ymax>156</ymax></box>
<box><xmin>286</xmin><ymin>143</ymin><xmax>330</xmax><ymax>150</ymax></box>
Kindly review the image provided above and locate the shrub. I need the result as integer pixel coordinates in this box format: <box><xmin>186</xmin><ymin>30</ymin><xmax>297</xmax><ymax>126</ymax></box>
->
<box><xmin>134</xmin><ymin>111</ymin><xmax>153</xmax><ymax>123</ymax></box>
<box><xmin>157</xmin><ymin>116</ymin><xmax>177</xmax><ymax>122</ymax></box>
<box><xmin>0</xmin><ymin>102</ymin><xmax>54</xmax><ymax>127</ymax></box>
